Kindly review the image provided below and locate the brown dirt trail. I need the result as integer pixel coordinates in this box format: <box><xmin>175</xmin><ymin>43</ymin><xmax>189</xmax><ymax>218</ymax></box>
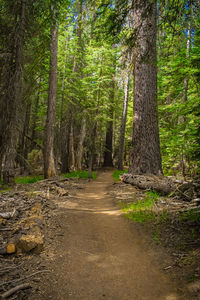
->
<box><xmin>35</xmin><ymin>171</ymin><xmax>180</xmax><ymax>300</ymax></box>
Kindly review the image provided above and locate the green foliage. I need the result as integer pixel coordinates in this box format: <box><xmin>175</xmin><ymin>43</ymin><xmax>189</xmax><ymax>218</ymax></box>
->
<box><xmin>0</xmin><ymin>179</ymin><xmax>11</xmax><ymax>191</ymax></box>
<box><xmin>157</xmin><ymin>1</ymin><xmax>200</xmax><ymax>176</ymax></box>
<box><xmin>112</xmin><ymin>169</ymin><xmax>128</xmax><ymax>181</ymax></box>
<box><xmin>145</xmin><ymin>191</ymin><xmax>160</xmax><ymax>203</ymax></box>
<box><xmin>15</xmin><ymin>176</ymin><xmax>44</xmax><ymax>184</ymax></box>
<box><xmin>1</xmin><ymin>0</ymin><xmax>199</xmax><ymax>180</ymax></box>
<box><xmin>124</xmin><ymin>210</ymin><xmax>156</xmax><ymax>223</ymax></box>
<box><xmin>121</xmin><ymin>191</ymin><xmax>160</xmax><ymax>223</ymax></box>
<box><xmin>62</xmin><ymin>171</ymin><xmax>96</xmax><ymax>180</ymax></box>
<box><xmin>0</xmin><ymin>185</ymin><xmax>11</xmax><ymax>193</ymax></box>
<box><xmin>121</xmin><ymin>191</ymin><xmax>169</xmax><ymax>224</ymax></box>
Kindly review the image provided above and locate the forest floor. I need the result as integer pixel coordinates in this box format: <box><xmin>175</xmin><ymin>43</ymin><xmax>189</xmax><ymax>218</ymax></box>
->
<box><xmin>0</xmin><ymin>170</ymin><xmax>200</xmax><ymax>299</ymax></box>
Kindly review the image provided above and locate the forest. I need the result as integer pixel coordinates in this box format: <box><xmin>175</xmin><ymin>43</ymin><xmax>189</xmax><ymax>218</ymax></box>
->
<box><xmin>0</xmin><ymin>1</ymin><xmax>200</xmax><ymax>299</ymax></box>
<box><xmin>0</xmin><ymin>0</ymin><xmax>199</xmax><ymax>185</ymax></box>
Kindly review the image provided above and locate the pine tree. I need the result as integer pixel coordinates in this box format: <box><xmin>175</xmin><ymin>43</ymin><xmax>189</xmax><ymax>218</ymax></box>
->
<box><xmin>129</xmin><ymin>0</ymin><xmax>163</xmax><ymax>175</ymax></box>
<box><xmin>44</xmin><ymin>2</ymin><xmax>58</xmax><ymax>178</ymax></box>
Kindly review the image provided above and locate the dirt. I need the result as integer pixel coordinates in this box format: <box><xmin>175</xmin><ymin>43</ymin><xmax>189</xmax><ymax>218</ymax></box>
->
<box><xmin>29</xmin><ymin>170</ymin><xmax>186</xmax><ymax>300</ymax></box>
<box><xmin>1</xmin><ymin>170</ymin><xmax>199</xmax><ymax>299</ymax></box>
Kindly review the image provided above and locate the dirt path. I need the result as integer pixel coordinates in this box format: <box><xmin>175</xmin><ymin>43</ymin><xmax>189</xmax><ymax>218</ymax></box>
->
<box><xmin>35</xmin><ymin>171</ymin><xmax>180</xmax><ymax>300</ymax></box>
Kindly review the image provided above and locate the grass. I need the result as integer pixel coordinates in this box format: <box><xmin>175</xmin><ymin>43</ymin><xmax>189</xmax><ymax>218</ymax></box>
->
<box><xmin>15</xmin><ymin>175</ymin><xmax>43</xmax><ymax>184</ymax></box>
<box><xmin>0</xmin><ymin>185</ymin><xmax>12</xmax><ymax>193</ymax></box>
<box><xmin>0</xmin><ymin>179</ymin><xmax>11</xmax><ymax>192</ymax></box>
<box><xmin>0</xmin><ymin>175</ymin><xmax>43</xmax><ymax>190</ymax></box>
<box><xmin>62</xmin><ymin>170</ymin><xmax>96</xmax><ymax>180</ymax></box>
<box><xmin>121</xmin><ymin>191</ymin><xmax>162</xmax><ymax>223</ymax></box>
<box><xmin>112</xmin><ymin>169</ymin><xmax>128</xmax><ymax>181</ymax></box>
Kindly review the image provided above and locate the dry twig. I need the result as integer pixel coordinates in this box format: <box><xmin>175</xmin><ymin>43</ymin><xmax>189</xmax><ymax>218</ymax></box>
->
<box><xmin>1</xmin><ymin>283</ymin><xmax>31</xmax><ymax>298</ymax></box>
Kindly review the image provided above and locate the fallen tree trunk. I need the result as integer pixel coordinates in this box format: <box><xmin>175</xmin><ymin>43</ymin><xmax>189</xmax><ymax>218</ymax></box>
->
<box><xmin>121</xmin><ymin>173</ymin><xmax>175</xmax><ymax>195</ymax></box>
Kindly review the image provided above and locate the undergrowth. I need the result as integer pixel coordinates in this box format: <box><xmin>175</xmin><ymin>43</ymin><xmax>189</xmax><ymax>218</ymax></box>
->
<box><xmin>63</xmin><ymin>170</ymin><xmax>96</xmax><ymax>180</ymax></box>
<box><xmin>112</xmin><ymin>170</ymin><xmax>128</xmax><ymax>181</ymax></box>
<box><xmin>15</xmin><ymin>175</ymin><xmax>43</xmax><ymax>184</ymax></box>
<box><xmin>121</xmin><ymin>191</ymin><xmax>167</xmax><ymax>223</ymax></box>
<box><xmin>0</xmin><ymin>175</ymin><xmax>43</xmax><ymax>190</ymax></box>
<box><xmin>0</xmin><ymin>185</ymin><xmax>11</xmax><ymax>192</ymax></box>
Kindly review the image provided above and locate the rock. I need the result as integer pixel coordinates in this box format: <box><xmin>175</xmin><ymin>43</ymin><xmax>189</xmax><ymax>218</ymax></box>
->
<box><xmin>17</xmin><ymin>234</ymin><xmax>43</xmax><ymax>253</ymax></box>
<box><xmin>6</xmin><ymin>243</ymin><xmax>16</xmax><ymax>254</ymax></box>
<box><xmin>0</xmin><ymin>243</ymin><xmax>16</xmax><ymax>255</ymax></box>
<box><xmin>19</xmin><ymin>216</ymin><xmax>44</xmax><ymax>230</ymax></box>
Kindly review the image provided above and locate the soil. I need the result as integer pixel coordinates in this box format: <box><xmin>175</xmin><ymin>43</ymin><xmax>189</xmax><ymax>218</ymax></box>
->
<box><xmin>1</xmin><ymin>170</ymin><xmax>199</xmax><ymax>299</ymax></box>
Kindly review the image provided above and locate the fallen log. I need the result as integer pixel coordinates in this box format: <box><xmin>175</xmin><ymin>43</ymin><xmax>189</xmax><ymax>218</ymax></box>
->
<box><xmin>121</xmin><ymin>173</ymin><xmax>175</xmax><ymax>195</ymax></box>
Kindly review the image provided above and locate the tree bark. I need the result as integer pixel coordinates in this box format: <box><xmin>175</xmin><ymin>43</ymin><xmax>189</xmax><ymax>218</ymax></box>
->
<box><xmin>129</xmin><ymin>0</ymin><xmax>162</xmax><ymax>175</ymax></box>
<box><xmin>69</xmin><ymin>123</ymin><xmax>75</xmax><ymax>170</ymax></box>
<box><xmin>2</xmin><ymin>0</ymin><xmax>27</xmax><ymax>185</ymax></box>
<box><xmin>44</xmin><ymin>12</ymin><xmax>58</xmax><ymax>179</ymax></box>
<box><xmin>118</xmin><ymin>65</ymin><xmax>130</xmax><ymax>170</ymax></box>
<box><xmin>103</xmin><ymin>112</ymin><xmax>114</xmax><ymax>167</ymax></box>
<box><xmin>181</xmin><ymin>20</ymin><xmax>191</xmax><ymax>177</ymax></box>
<box><xmin>122</xmin><ymin>173</ymin><xmax>174</xmax><ymax>195</ymax></box>
<box><xmin>76</xmin><ymin>111</ymin><xmax>87</xmax><ymax>170</ymax></box>
<box><xmin>88</xmin><ymin>122</ymin><xmax>97</xmax><ymax>179</ymax></box>
<box><xmin>31</xmin><ymin>79</ymin><xmax>41</xmax><ymax>150</ymax></box>
<box><xmin>18</xmin><ymin>103</ymin><xmax>31</xmax><ymax>174</ymax></box>
<box><xmin>60</xmin><ymin>123</ymin><xmax>70</xmax><ymax>173</ymax></box>
<box><xmin>103</xmin><ymin>78</ymin><xmax>115</xmax><ymax>167</ymax></box>
<box><xmin>75</xmin><ymin>0</ymin><xmax>86</xmax><ymax>170</ymax></box>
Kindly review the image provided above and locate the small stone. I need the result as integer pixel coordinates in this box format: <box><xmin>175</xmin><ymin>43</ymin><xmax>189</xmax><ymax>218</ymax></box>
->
<box><xmin>17</xmin><ymin>234</ymin><xmax>43</xmax><ymax>253</ymax></box>
<box><xmin>6</xmin><ymin>243</ymin><xmax>16</xmax><ymax>254</ymax></box>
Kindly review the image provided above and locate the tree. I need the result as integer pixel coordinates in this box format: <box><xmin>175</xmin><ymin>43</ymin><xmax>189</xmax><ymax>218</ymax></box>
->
<box><xmin>129</xmin><ymin>0</ymin><xmax>163</xmax><ymax>175</ymax></box>
<box><xmin>118</xmin><ymin>50</ymin><xmax>131</xmax><ymax>170</ymax></box>
<box><xmin>1</xmin><ymin>0</ymin><xmax>27</xmax><ymax>185</ymax></box>
<box><xmin>157</xmin><ymin>0</ymin><xmax>200</xmax><ymax>176</ymax></box>
<box><xmin>103</xmin><ymin>77</ymin><xmax>115</xmax><ymax>167</ymax></box>
<box><xmin>44</xmin><ymin>3</ymin><xmax>58</xmax><ymax>178</ymax></box>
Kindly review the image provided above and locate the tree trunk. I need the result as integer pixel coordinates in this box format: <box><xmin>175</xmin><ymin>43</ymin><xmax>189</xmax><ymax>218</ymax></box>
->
<box><xmin>181</xmin><ymin>21</ymin><xmax>191</xmax><ymax>177</ymax></box>
<box><xmin>44</xmin><ymin>13</ymin><xmax>58</xmax><ymax>179</ymax></box>
<box><xmin>18</xmin><ymin>103</ymin><xmax>31</xmax><ymax>174</ymax></box>
<box><xmin>129</xmin><ymin>0</ymin><xmax>162</xmax><ymax>176</ymax></box>
<box><xmin>122</xmin><ymin>173</ymin><xmax>174</xmax><ymax>195</ymax></box>
<box><xmin>31</xmin><ymin>79</ymin><xmax>41</xmax><ymax>150</ymax></box>
<box><xmin>3</xmin><ymin>0</ymin><xmax>27</xmax><ymax>185</ymax></box>
<box><xmin>103</xmin><ymin>110</ymin><xmax>114</xmax><ymax>167</ymax></box>
<box><xmin>76</xmin><ymin>111</ymin><xmax>87</xmax><ymax>170</ymax></box>
<box><xmin>88</xmin><ymin>122</ymin><xmax>97</xmax><ymax>179</ymax></box>
<box><xmin>69</xmin><ymin>123</ymin><xmax>75</xmax><ymax>170</ymax></box>
<box><xmin>103</xmin><ymin>68</ymin><xmax>115</xmax><ymax>167</ymax></box>
<box><xmin>118</xmin><ymin>67</ymin><xmax>130</xmax><ymax>170</ymax></box>
<box><xmin>60</xmin><ymin>123</ymin><xmax>70</xmax><ymax>173</ymax></box>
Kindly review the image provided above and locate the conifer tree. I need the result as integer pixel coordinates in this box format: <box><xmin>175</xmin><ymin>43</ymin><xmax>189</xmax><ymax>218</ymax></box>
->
<box><xmin>129</xmin><ymin>0</ymin><xmax>163</xmax><ymax>175</ymax></box>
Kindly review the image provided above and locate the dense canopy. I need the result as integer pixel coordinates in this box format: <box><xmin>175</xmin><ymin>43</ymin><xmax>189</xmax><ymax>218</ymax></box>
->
<box><xmin>0</xmin><ymin>0</ymin><xmax>199</xmax><ymax>184</ymax></box>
